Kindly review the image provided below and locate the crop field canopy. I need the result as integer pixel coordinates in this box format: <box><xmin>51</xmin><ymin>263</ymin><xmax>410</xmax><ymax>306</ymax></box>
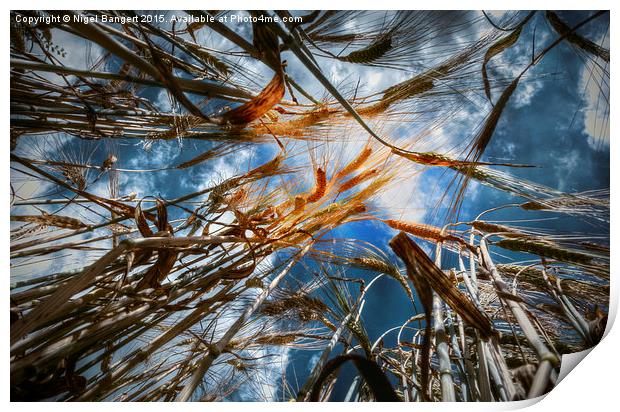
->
<box><xmin>9</xmin><ymin>10</ymin><xmax>610</xmax><ymax>402</ymax></box>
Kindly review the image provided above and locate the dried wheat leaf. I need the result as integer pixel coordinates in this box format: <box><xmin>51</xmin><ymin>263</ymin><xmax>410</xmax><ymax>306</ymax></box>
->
<box><xmin>390</xmin><ymin>232</ymin><xmax>496</xmax><ymax>339</ymax></box>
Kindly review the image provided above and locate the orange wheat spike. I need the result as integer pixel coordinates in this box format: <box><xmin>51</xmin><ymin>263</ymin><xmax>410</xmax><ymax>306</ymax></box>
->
<box><xmin>306</xmin><ymin>167</ymin><xmax>327</xmax><ymax>203</ymax></box>
<box><xmin>383</xmin><ymin>219</ymin><xmax>459</xmax><ymax>244</ymax></box>
<box><xmin>337</xmin><ymin>168</ymin><xmax>378</xmax><ymax>194</ymax></box>
<box><xmin>222</xmin><ymin>72</ymin><xmax>285</xmax><ymax>125</ymax></box>
<box><xmin>334</xmin><ymin>146</ymin><xmax>373</xmax><ymax>180</ymax></box>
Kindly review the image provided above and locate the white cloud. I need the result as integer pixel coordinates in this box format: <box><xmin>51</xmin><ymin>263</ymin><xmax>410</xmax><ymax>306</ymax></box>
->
<box><xmin>513</xmin><ymin>79</ymin><xmax>542</xmax><ymax>108</ymax></box>
<box><xmin>237</xmin><ymin>346</ymin><xmax>291</xmax><ymax>401</ymax></box>
<box><xmin>555</xmin><ymin>150</ymin><xmax>581</xmax><ymax>192</ymax></box>
<box><xmin>183</xmin><ymin>144</ymin><xmax>254</xmax><ymax>193</ymax></box>
<box><xmin>579</xmin><ymin>44</ymin><xmax>610</xmax><ymax>149</ymax></box>
<box><xmin>307</xmin><ymin>352</ymin><xmax>321</xmax><ymax>373</ymax></box>
<box><xmin>30</xmin><ymin>28</ymin><xmax>105</xmax><ymax>84</ymax></box>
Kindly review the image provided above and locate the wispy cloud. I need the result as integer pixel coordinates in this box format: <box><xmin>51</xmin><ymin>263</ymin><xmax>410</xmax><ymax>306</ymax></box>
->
<box><xmin>579</xmin><ymin>35</ymin><xmax>610</xmax><ymax>149</ymax></box>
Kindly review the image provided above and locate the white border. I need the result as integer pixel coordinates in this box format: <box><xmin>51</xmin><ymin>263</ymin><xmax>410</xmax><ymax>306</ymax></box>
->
<box><xmin>4</xmin><ymin>2</ymin><xmax>617</xmax><ymax>410</ymax></box>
